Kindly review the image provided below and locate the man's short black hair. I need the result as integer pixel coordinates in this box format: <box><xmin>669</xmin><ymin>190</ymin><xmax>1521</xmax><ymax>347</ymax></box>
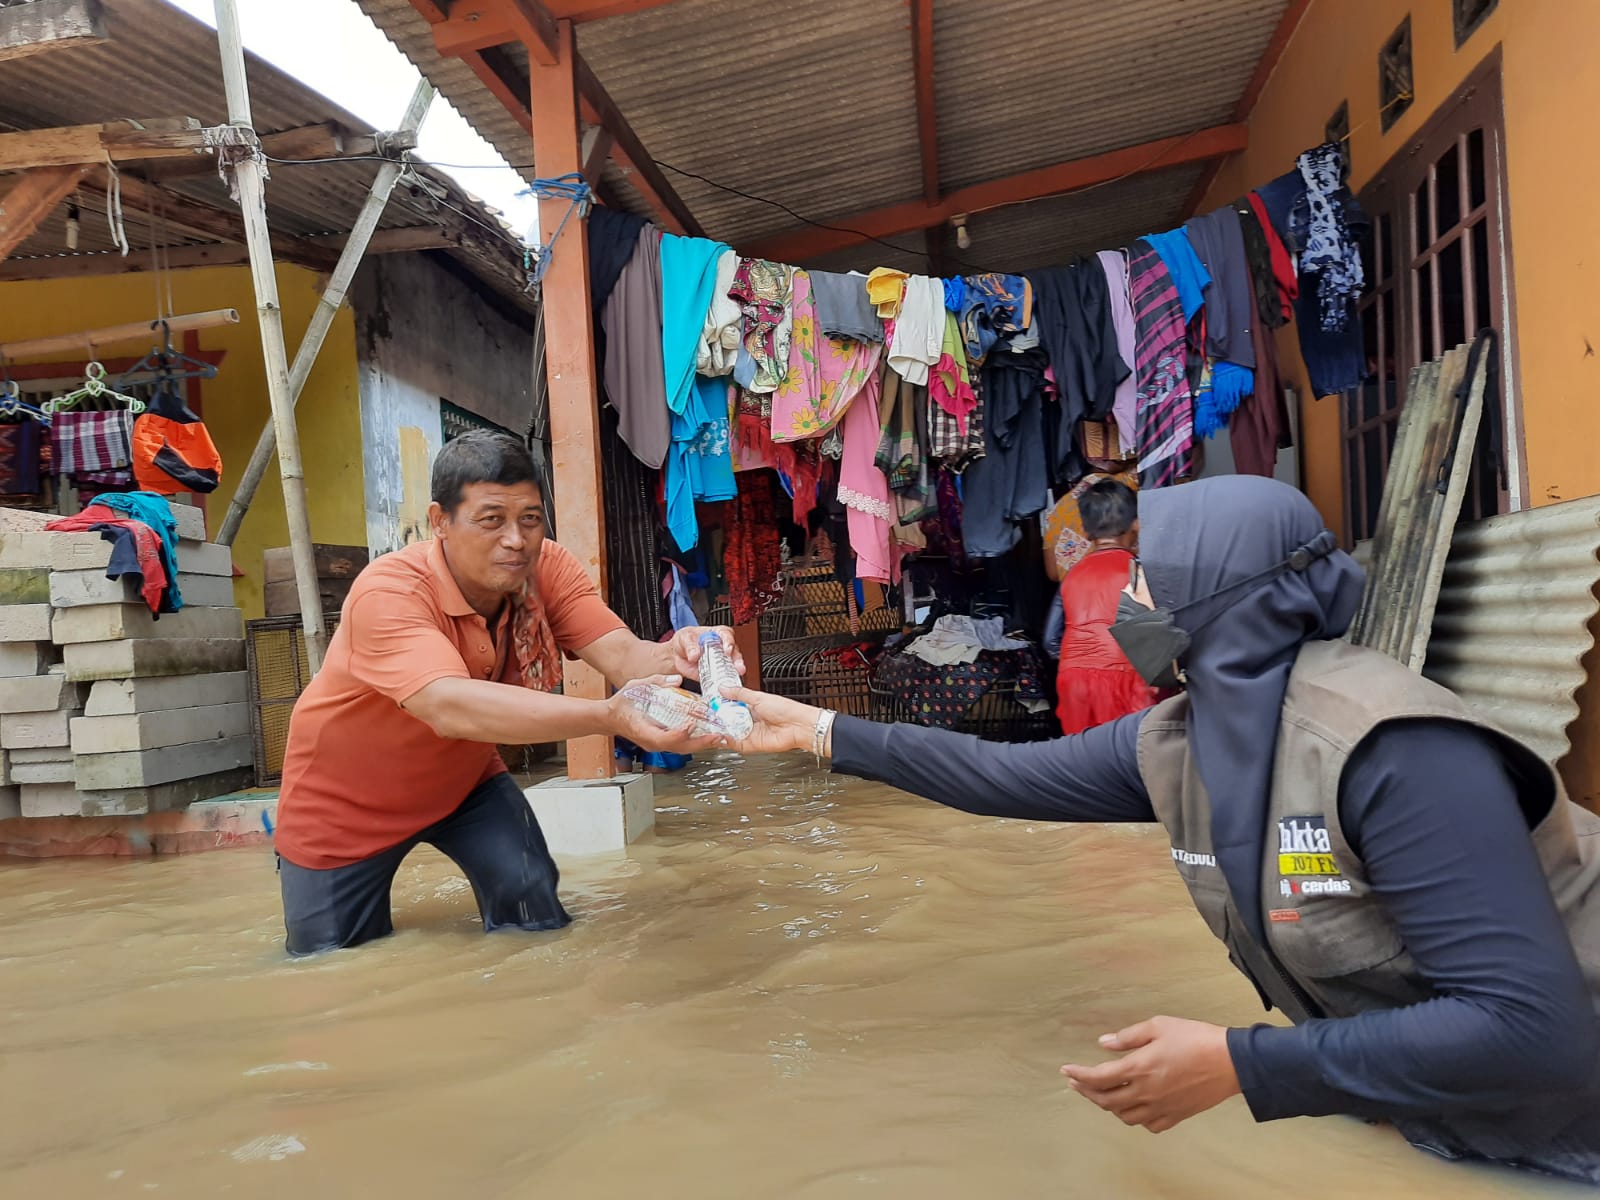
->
<box><xmin>1079</xmin><ymin>478</ymin><xmax>1138</xmax><ymax>540</ymax></box>
<box><xmin>431</xmin><ymin>430</ymin><xmax>541</xmax><ymax>514</ymax></box>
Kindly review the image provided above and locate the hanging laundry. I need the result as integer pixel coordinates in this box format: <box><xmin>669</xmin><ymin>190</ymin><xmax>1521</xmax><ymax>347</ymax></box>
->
<box><xmin>1256</xmin><ymin>158</ymin><xmax>1369</xmax><ymax>395</ymax></box>
<box><xmin>942</xmin><ymin>276</ymin><xmax>965</xmax><ymax>313</ymax></box>
<box><xmin>1230</xmin><ymin>283</ymin><xmax>1290</xmax><ymax>478</ymax></box>
<box><xmin>0</xmin><ymin>420</ymin><xmax>44</xmax><ymax>497</ymax></box>
<box><xmin>1234</xmin><ymin>198</ymin><xmax>1289</xmax><ymax>333</ymax></box>
<box><xmin>1140</xmin><ymin>228</ymin><xmax>1210</xmax><ymax>323</ymax></box>
<box><xmin>660</xmin><ymin>234</ymin><xmax>738</xmax><ymax>551</ymax></box>
<box><xmin>877</xmin><ymin>371</ymin><xmax>935</xmax><ymax>542</ymax></box>
<box><xmin>52</xmin><ymin>408</ymin><xmax>133</xmax><ymax>477</ymax></box>
<box><xmin>131</xmin><ymin>384</ymin><xmax>222</xmax><ymax>494</ymax></box>
<box><xmin>838</xmin><ymin>369</ymin><xmax>895</xmax><ymax>583</ymax></box>
<box><xmin>927</xmin><ymin>311</ymin><xmax>978</xmax><ymax>437</ymax></box>
<box><xmin>771</xmin><ymin>270</ymin><xmax>882</xmax><ymax>442</ymax></box>
<box><xmin>696</xmin><ymin>250</ymin><xmax>741</xmax><ymax>377</ymax></box>
<box><xmin>1128</xmin><ymin>239</ymin><xmax>1195</xmax><ymax>488</ymax></box>
<box><xmin>808</xmin><ymin>270</ymin><xmax>884</xmax><ymax>343</ymax></box>
<box><xmin>960</xmin><ymin>346</ymin><xmax>1051</xmax><ymax>557</ymax></box>
<box><xmin>723</xmin><ymin>470</ymin><xmax>784</xmax><ymax>625</ymax></box>
<box><xmin>1297</xmin><ymin>143</ymin><xmax>1365</xmax><ymax>332</ymax></box>
<box><xmin>887</xmin><ymin>275</ymin><xmax>944</xmax><ymax>386</ymax></box>
<box><xmin>1031</xmin><ymin>259</ymin><xmax>1130</xmax><ymax>484</ymax></box>
<box><xmin>586</xmin><ymin>204</ymin><xmax>648</xmax><ymax>314</ymax></box>
<box><xmin>730</xmin><ymin>258</ymin><xmax>793</xmax><ymax>394</ymax></box>
<box><xmin>958</xmin><ymin>274</ymin><xmax>1031</xmax><ymax>366</ymax></box>
<box><xmin>866</xmin><ymin>267</ymin><xmax>908</xmax><ymax>318</ymax></box>
<box><xmin>1095</xmin><ymin>250</ymin><xmax>1140</xmax><ymax>454</ymax></box>
<box><xmin>602</xmin><ymin>224</ymin><xmax>671</xmax><ymax>468</ymax></box>
<box><xmin>773</xmin><ymin>438</ymin><xmax>824</xmax><ymax>525</ymax></box>
<box><xmin>1184</xmin><ymin>206</ymin><xmax>1257</xmax><ymax>370</ymax></box>
<box><xmin>1247</xmin><ymin>190</ymin><xmax>1298</xmax><ymax>324</ymax></box>
<box><xmin>599</xmin><ymin>406</ymin><xmax>668</xmax><ymax>643</ymax></box>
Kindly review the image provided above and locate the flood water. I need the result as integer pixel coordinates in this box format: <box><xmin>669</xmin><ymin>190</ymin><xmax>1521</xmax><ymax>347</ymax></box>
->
<box><xmin>0</xmin><ymin>752</ymin><xmax>1588</xmax><ymax>1197</ymax></box>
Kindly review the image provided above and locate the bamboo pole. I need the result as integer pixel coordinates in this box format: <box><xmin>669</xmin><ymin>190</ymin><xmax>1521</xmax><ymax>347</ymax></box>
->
<box><xmin>211</xmin><ymin>0</ymin><xmax>327</xmax><ymax>671</ymax></box>
<box><xmin>216</xmin><ymin>78</ymin><xmax>436</xmax><ymax>548</ymax></box>
<box><xmin>0</xmin><ymin>308</ymin><xmax>239</xmax><ymax>359</ymax></box>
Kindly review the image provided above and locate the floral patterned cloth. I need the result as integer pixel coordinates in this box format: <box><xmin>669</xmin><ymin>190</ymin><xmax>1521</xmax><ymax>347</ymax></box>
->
<box><xmin>730</xmin><ymin>258</ymin><xmax>793</xmax><ymax>394</ymax></box>
<box><xmin>771</xmin><ymin>269</ymin><xmax>883</xmax><ymax>443</ymax></box>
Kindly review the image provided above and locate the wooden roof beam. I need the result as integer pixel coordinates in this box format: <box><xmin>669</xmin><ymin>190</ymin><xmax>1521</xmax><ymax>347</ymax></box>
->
<box><xmin>433</xmin><ymin>0</ymin><xmax>678</xmax><ymax>53</ymax></box>
<box><xmin>746</xmin><ymin>123</ymin><xmax>1249</xmax><ymax>263</ymax></box>
<box><xmin>144</xmin><ymin>123</ymin><xmax>418</xmax><ymax>179</ymax></box>
<box><xmin>420</xmin><ymin>1</ymin><xmax>704</xmax><ymax>237</ymax></box>
<box><xmin>0</xmin><ymin>119</ymin><xmax>254</xmax><ymax>172</ymax></box>
<box><xmin>0</xmin><ymin>0</ymin><xmax>107</xmax><ymax>64</ymax></box>
<box><xmin>1183</xmin><ymin>0</ymin><xmax>1312</xmax><ymax>217</ymax></box>
<box><xmin>0</xmin><ymin>164</ymin><xmax>91</xmax><ymax>262</ymax></box>
<box><xmin>910</xmin><ymin>0</ymin><xmax>939</xmax><ymax>205</ymax></box>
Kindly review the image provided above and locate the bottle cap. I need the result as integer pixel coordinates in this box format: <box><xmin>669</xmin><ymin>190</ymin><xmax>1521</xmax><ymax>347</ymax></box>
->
<box><xmin>698</xmin><ymin>631</ymin><xmax>721</xmax><ymax>647</ymax></box>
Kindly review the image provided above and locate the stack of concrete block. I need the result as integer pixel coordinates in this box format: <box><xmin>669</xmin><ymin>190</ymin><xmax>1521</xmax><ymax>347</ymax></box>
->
<box><xmin>0</xmin><ymin>503</ymin><xmax>254</xmax><ymax>821</ymax></box>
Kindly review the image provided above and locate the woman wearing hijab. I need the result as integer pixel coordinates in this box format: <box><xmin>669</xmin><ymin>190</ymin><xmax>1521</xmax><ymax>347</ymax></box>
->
<box><xmin>729</xmin><ymin>475</ymin><xmax>1600</xmax><ymax>1184</ymax></box>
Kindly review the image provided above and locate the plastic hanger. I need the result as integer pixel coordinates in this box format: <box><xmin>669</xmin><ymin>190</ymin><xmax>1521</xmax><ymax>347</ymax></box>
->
<box><xmin>0</xmin><ymin>381</ymin><xmax>52</xmax><ymax>425</ymax></box>
<box><xmin>47</xmin><ymin>362</ymin><xmax>147</xmax><ymax>416</ymax></box>
<box><xmin>117</xmin><ymin>319</ymin><xmax>217</xmax><ymax>388</ymax></box>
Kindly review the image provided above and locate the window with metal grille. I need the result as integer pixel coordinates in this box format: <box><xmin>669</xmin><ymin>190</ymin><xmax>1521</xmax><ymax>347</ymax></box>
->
<box><xmin>1454</xmin><ymin>0</ymin><xmax>1498</xmax><ymax>46</ymax></box>
<box><xmin>440</xmin><ymin>399</ymin><xmax>512</xmax><ymax>443</ymax></box>
<box><xmin>1342</xmin><ymin>56</ymin><xmax>1514</xmax><ymax>545</ymax></box>
<box><xmin>1379</xmin><ymin>16</ymin><xmax>1415</xmax><ymax>132</ymax></box>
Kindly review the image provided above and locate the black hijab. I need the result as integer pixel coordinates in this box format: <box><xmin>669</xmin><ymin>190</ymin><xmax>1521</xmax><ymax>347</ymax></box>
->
<box><xmin>1138</xmin><ymin>476</ymin><xmax>1365</xmax><ymax>943</ymax></box>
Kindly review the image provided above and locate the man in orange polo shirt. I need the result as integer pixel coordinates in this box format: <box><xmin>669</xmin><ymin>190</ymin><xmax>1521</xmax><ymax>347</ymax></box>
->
<box><xmin>274</xmin><ymin>431</ymin><xmax>735</xmax><ymax>956</ymax></box>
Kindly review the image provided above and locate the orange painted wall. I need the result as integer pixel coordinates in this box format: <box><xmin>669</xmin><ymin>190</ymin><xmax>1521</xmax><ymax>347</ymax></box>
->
<box><xmin>1203</xmin><ymin>0</ymin><xmax>1600</xmax><ymax>536</ymax></box>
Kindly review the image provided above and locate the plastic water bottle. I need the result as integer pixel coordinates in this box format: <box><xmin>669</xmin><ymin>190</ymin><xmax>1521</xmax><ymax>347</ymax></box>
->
<box><xmin>618</xmin><ymin>682</ymin><xmax>724</xmax><ymax>739</ymax></box>
<box><xmin>696</xmin><ymin>631</ymin><xmax>753</xmax><ymax>739</ymax></box>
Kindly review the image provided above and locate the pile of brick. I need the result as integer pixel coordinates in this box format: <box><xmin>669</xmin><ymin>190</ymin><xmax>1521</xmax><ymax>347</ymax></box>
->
<box><xmin>0</xmin><ymin>503</ymin><xmax>253</xmax><ymax>820</ymax></box>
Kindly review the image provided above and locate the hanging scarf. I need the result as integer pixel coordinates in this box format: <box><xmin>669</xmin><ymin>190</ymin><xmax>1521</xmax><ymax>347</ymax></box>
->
<box><xmin>513</xmin><ymin>575</ymin><xmax>563</xmax><ymax>693</ymax></box>
<box><xmin>1128</xmin><ymin>239</ymin><xmax>1195</xmax><ymax>488</ymax></box>
<box><xmin>771</xmin><ymin>270</ymin><xmax>883</xmax><ymax>442</ymax></box>
<box><xmin>1297</xmin><ymin>143</ymin><xmax>1365</xmax><ymax>332</ymax></box>
<box><xmin>724</xmin><ymin>471</ymin><xmax>784</xmax><ymax>625</ymax></box>
<box><xmin>731</xmin><ymin>258</ymin><xmax>793</xmax><ymax>393</ymax></box>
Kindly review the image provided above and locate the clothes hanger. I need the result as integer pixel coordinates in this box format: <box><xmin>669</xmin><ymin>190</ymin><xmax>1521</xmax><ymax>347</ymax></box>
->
<box><xmin>47</xmin><ymin>362</ymin><xmax>147</xmax><ymax>416</ymax></box>
<box><xmin>116</xmin><ymin>318</ymin><xmax>217</xmax><ymax>388</ymax></box>
<box><xmin>0</xmin><ymin>382</ymin><xmax>52</xmax><ymax>425</ymax></box>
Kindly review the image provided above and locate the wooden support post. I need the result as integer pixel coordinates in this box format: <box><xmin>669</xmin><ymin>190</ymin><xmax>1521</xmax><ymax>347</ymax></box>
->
<box><xmin>211</xmin><ymin>0</ymin><xmax>327</xmax><ymax>673</ymax></box>
<box><xmin>732</xmin><ymin>621</ymin><xmax>762</xmax><ymax>692</ymax></box>
<box><xmin>528</xmin><ymin>19</ymin><xmax>613</xmax><ymax>780</ymax></box>
<box><xmin>0</xmin><ymin>164</ymin><xmax>90</xmax><ymax>262</ymax></box>
<box><xmin>215</xmin><ymin>79</ymin><xmax>437</xmax><ymax>549</ymax></box>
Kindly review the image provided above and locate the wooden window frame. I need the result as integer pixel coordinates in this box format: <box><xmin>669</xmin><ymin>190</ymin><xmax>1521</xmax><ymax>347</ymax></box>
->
<box><xmin>1341</xmin><ymin>48</ymin><xmax>1524</xmax><ymax>543</ymax></box>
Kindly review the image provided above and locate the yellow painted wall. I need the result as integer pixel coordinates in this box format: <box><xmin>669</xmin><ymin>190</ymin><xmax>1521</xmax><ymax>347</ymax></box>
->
<box><xmin>0</xmin><ymin>265</ymin><xmax>366</xmax><ymax>618</ymax></box>
<box><xmin>1203</xmin><ymin>0</ymin><xmax>1600</xmax><ymax>535</ymax></box>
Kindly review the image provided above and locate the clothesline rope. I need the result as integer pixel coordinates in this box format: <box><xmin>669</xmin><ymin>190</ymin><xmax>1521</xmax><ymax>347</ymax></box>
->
<box><xmin>519</xmin><ymin>173</ymin><xmax>594</xmax><ymax>291</ymax></box>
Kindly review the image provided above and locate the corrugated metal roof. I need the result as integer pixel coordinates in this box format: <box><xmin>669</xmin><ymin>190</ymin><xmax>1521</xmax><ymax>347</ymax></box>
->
<box><xmin>357</xmin><ymin>0</ymin><xmax>1293</xmax><ymax>262</ymax></box>
<box><xmin>1425</xmin><ymin>499</ymin><xmax>1600</xmax><ymax>766</ymax></box>
<box><xmin>0</xmin><ymin>0</ymin><xmax>528</xmax><ymax>307</ymax></box>
<box><xmin>933</xmin><ymin>0</ymin><xmax>1283</xmax><ymax>192</ymax></box>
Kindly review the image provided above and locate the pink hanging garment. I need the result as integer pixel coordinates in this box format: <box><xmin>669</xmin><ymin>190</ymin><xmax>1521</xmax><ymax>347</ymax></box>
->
<box><xmin>838</xmin><ymin>367</ymin><xmax>894</xmax><ymax>583</ymax></box>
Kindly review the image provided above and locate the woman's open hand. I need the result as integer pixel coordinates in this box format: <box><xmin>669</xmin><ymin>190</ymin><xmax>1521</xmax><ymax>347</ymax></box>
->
<box><xmin>724</xmin><ymin>687</ymin><xmax>822</xmax><ymax>756</ymax></box>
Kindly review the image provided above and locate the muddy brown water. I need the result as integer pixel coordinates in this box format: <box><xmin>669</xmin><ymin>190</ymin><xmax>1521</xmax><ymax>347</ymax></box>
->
<box><xmin>0</xmin><ymin>753</ymin><xmax>1587</xmax><ymax>1197</ymax></box>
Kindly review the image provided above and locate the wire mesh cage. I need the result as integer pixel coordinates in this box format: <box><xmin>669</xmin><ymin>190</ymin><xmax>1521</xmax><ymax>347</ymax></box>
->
<box><xmin>245</xmin><ymin>613</ymin><xmax>339</xmax><ymax>787</ymax></box>
<box><xmin>708</xmin><ymin>562</ymin><xmax>901</xmax><ymax>651</ymax></box>
<box><xmin>761</xmin><ymin>644</ymin><xmax>897</xmax><ymax>720</ymax></box>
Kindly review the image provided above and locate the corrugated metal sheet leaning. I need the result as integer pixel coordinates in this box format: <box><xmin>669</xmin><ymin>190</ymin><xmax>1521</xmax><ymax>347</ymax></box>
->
<box><xmin>1351</xmin><ymin>339</ymin><xmax>1488</xmax><ymax>669</ymax></box>
<box><xmin>1424</xmin><ymin>499</ymin><xmax>1600</xmax><ymax>767</ymax></box>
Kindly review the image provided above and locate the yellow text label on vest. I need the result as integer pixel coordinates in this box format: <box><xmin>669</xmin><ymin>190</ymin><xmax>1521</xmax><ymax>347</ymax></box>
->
<box><xmin>1277</xmin><ymin>852</ymin><xmax>1342</xmax><ymax>877</ymax></box>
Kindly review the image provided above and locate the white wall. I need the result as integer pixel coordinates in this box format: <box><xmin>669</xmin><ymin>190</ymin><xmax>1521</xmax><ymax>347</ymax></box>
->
<box><xmin>351</xmin><ymin>253</ymin><xmax>533</xmax><ymax>555</ymax></box>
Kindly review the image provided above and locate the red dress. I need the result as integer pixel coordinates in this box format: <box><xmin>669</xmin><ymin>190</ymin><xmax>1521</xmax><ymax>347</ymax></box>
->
<box><xmin>1055</xmin><ymin>546</ymin><xmax>1160</xmax><ymax>736</ymax></box>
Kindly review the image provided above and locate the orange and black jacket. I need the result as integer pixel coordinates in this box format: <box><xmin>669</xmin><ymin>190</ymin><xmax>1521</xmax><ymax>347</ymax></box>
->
<box><xmin>132</xmin><ymin>385</ymin><xmax>222</xmax><ymax>495</ymax></box>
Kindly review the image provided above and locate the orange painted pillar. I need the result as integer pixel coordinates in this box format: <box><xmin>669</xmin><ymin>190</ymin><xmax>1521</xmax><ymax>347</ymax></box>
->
<box><xmin>733</xmin><ymin>620</ymin><xmax>762</xmax><ymax>691</ymax></box>
<box><xmin>528</xmin><ymin>20</ymin><xmax>614</xmax><ymax>780</ymax></box>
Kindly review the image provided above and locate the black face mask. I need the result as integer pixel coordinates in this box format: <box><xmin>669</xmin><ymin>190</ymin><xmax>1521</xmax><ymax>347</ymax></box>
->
<box><xmin>1109</xmin><ymin>532</ymin><xmax>1339</xmax><ymax>691</ymax></box>
<box><xmin>1110</xmin><ymin>592</ymin><xmax>1189</xmax><ymax>690</ymax></box>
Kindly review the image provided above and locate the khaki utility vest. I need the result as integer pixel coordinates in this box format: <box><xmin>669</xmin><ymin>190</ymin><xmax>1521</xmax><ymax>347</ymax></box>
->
<box><xmin>1137</xmin><ymin>637</ymin><xmax>1600</xmax><ymax>1029</ymax></box>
